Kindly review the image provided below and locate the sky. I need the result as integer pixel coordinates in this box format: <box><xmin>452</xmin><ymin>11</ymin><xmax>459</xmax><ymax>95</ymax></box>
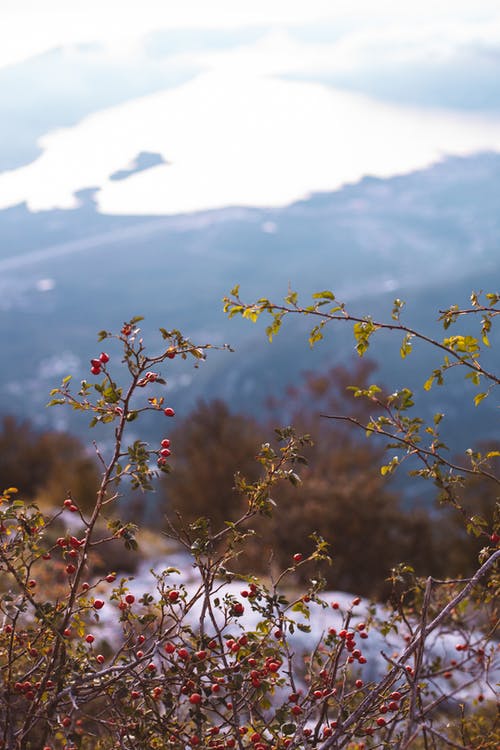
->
<box><xmin>1</xmin><ymin>1</ymin><xmax>500</xmax><ymax>216</ymax></box>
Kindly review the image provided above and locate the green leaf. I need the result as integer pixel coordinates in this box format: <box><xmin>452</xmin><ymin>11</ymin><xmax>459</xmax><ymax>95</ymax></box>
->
<box><xmin>242</xmin><ymin>307</ymin><xmax>260</xmax><ymax>322</ymax></box>
<box><xmin>312</xmin><ymin>290</ymin><xmax>335</xmax><ymax>301</ymax></box>
<box><xmin>423</xmin><ymin>375</ymin><xmax>434</xmax><ymax>391</ymax></box>
<box><xmin>474</xmin><ymin>392</ymin><xmax>488</xmax><ymax>407</ymax></box>
<box><xmin>296</xmin><ymin>623</ymin><xmax>311</xmax><ymax>633</ymax></box>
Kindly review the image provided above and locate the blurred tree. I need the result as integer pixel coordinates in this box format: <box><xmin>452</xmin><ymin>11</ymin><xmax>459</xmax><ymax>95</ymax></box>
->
<box><xmin>161</xmin><ymin>363</ymin><xmax>449</xmax><ymax>597</ymax></box>
<box><xmin>245</xmin><ymin>361</ymin><xmax>443</xmax><ymax>596</ymax></box>
<box><xmin>0</xmin><ymin>415</ymin><xmax>99</xmax><ymax>511</ymax></box>
<box><xmin>163</xmin><ymin>399</ymin><xmax>266</xmax><ymax>534</ymax></box>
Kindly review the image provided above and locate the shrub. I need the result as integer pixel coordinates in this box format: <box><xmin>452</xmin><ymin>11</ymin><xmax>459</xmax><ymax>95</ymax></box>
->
<box><xmin>0</xmin><ymin>292</ymin><xmax>497</xmax><ymax>749</ymax></box>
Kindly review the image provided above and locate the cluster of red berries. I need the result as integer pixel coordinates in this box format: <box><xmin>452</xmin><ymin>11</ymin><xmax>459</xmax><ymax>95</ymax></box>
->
<box><xmin>63</xmin><ymin>496</ymin><xmax>79</xmax><ymax>513</ymax></box>
<box><xmin>90</xmin><ymin>352</ymin><xmax>109</xmax><ymax>376</ymax></box>
<box><xmin>239</xmin><ymin>582</ymin><xmax>260</xmax><ymax>600</ymax></box>
<box><xmin>137</xmin><ymin>371</ymin><xmax>158</xmax><ymax>387</ymax></box>
<box><xmin>157</xmin><ymin>438</ymin><xmax>172</xmax><ymax>466</ymax></box>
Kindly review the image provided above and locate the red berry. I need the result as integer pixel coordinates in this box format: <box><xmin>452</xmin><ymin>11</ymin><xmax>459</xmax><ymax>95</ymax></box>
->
<box><xmin>93</xmin><ymin>599</ymin><xmax>104</xmax><ymax>610</ymax></box>
<box><xmin>85</xmin><ymin>634</ymin><xmax>95</xmax><ymax>644</ymax></box>
<box><xmin>490</xmin><ymin>532</ymin><xmax>500</xmax><ymax>544</ymax></box>
<box><xmin>125</xmin><ymin>594</ymin><xmax>135</xmax><ymax>605</ymax></box>
<box><xmin>189</xmin><ymin>692</ymin><xmax>202</xmax><ymax>705</ymax></box>
<box><xmin>96</xmin><ymin>654</ymin><xmax>105</xmax><ymax>664</ymax></box>
<box><xmin>195</xmin><ymin>650</ymin><xmax>207</xmax><ymax>660</ymax></box>
<box><xmin>355</xmin><ymin>679</ymin><xmax>363</xmax><ymax>688</ymax></box>
<box><xmin>232</xmin><ymin>602</ymin><xmax>244</xmax><ymax>616</ymax></box>
<box><xmin>164</xmin><ymin>642</ymin><xmax>175</xmax><ymax>654</ymax></box>
<box><xmin>177</xmin><ymin>648</ymin><xmax>189</xmax><ymax>660</ymax></box>
<box><xmin>164</xmin><ymin>407</ymin><xmax>175</xmax><ymax>417</ymax></box>
<box><xmin>63</xmin><ymin>498</ymin><xmax>73</xmax><ymax>509</ymax></box>
<box><xmin>99</xmin><ymin>352</ymin><xmax>110</xmax><ymax>363</ymax></box>
<box><xmin>376</xmin><ymin>717</ymin><xmax>386</xmax><ymax>727</ymax></box>
<box><xmin>90</xmin><ymin>365</ymin><xmax>101</xmax><ymax>375</ymax></box>
<box><xmin>293</xmin><ymin>553</ymin><xmax>303</xmax><ymax>563</ymax></box>
<box><xmin>106</xmin><ymin>574</ymin><xmax>116</xmax><ymax>583</ymax></box>
<box><xmin>65</xmin><ymin>564</ymin><xmax>76</xmax><ymax>575</ymax></box>
<box><xmin>166</xmin><ymin>348</ymin><xmax>176</xmax><ymax>359</ymax></box>
<box><xmin>161</xmin><ymin>439</ymin><xmax>171</xmax><ymax>448</ymax></box>
<box><xmin>160</xmin><ymin>448</ymin><xmax>171</xmax><ymax>457</ymax></box>
<box><xmin>168</xmin><ymin>590</ymin><xmax>179</xmax><ymax>603</ymax></box>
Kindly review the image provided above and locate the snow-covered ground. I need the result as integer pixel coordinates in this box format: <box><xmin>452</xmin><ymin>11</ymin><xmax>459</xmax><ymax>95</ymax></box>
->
<box><xmin>90</xmin><ymin>550</ymin><xmax>498</xmax><ymax>703</ymax></box>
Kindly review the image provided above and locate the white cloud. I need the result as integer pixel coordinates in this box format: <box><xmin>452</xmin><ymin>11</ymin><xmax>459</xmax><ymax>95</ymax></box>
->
<box><xmin>2</xmin><ymin>69</ymin><xmax>500</xmax><ymax>216</ymax></box>
<box><xmin>1</xmin><ymin>0</ymin><xmax>499</xmax><ymax>69</ymax></box>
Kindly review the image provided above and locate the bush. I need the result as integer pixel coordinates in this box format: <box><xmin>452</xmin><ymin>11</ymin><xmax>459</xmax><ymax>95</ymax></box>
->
<box><xmin>0</xmin><ymin>293</ymin><xmax>497</xmax><ymax>749</ymax></box>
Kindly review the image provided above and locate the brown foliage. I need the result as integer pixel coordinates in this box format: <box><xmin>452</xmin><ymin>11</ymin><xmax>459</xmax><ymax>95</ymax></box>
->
<box><xmin>0</xmin><ymin>415</ymin><xmax>99</xmax><ymax>511</ymax></box>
